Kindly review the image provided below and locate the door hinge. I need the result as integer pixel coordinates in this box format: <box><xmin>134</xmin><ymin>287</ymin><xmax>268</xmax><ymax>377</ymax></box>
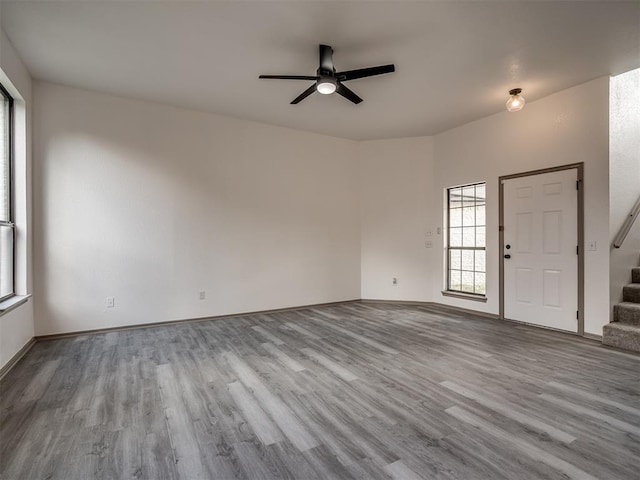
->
<box><xmin>576</xmin><ymin>245</ymin><xmax>579</xmax><ymax>255</ymax></box>
<box><xmin>577</xmin><ymin>310</ymin><xmax>579</xmax><ymax>320</ymax></box>
<box><xmin>576</xmin><ymin>180</ymin><xmax>580</xmax><ymax>190</ymax></box>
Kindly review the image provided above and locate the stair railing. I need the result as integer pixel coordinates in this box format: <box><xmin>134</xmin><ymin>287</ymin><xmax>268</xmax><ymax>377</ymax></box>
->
<box><xmin>613</xmin><ymin>194</ymin><xmax>640</xmax><ymax>248</ymax></box>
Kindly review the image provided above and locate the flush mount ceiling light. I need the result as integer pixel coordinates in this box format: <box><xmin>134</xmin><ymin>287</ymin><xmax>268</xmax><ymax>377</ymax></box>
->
<box><xmin>316</xmin><ymin>76</ymin><xmax>337</xmax><ymax>95</ymax></box>
<box><xmin>506</xmin><ymin>88</ymin><xmax>525</xmax><ymax>112</ymax></box>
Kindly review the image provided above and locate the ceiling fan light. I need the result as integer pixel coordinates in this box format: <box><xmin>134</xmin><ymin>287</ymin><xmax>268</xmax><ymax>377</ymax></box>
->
<box><xmin>317</xmin><ymin>78</ymin><xmax>337</xmax><ymax>95</ymax></box>
<box><xmin>506</xmin><ymin>88</ymin><xmax>525</xmax><ymax>112</ymax></box>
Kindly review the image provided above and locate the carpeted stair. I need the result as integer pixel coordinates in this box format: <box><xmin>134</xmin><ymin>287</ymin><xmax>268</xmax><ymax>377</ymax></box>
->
<box><xmin>603</xmin><ymin>267</ymin><xmax>640</xmax><ymax>352</ymax></box>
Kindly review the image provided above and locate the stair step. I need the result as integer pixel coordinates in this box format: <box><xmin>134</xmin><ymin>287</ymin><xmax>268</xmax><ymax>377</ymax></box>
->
<box><xmin>613</xmin><ymin>302</ymin><xmax>640</xmax><ymax>326</ymax></box>
<box><xmin>603</xmin><ymin>323</ymin><xmax>640</xmax><ymax>353</ymax></box>
<box><xmin>622</xmin><ymin>283</ymin><xmax>640</xmax><ymax>303</ymax></box>
<box><xmin>633</xmin><ymin>267</ymin><xmax>640</xmax><ymax>284</ymax></box>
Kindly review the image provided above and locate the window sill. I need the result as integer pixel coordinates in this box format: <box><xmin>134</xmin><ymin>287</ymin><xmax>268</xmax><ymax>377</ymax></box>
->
<box><xmin>0</xmin><ymin>295</ymin><xmax>32</xmax><ymax>317</ymax></box>
<box><xmin>441</xmin><ymin>291</ymin><xmax>487</xmax><ymax>303</ymax></box>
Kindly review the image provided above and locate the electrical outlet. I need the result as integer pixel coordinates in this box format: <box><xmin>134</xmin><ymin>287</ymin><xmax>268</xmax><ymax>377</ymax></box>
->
<box><xmin>426</xmin><ymin>230</ymin><xmax>432</xmax><ymax>237</ymax></box>
<box><xmin>199</xmin><ymin>291</ymin><xmax>206</xmax><ymax>300</ymax></box>
<box><xmin>106</xmin><ymin>297</ymin><xmax>115</xmax><ymax>308</ymax></box>
<box><xmin>425</xmin><ymin>240</ymin><xmax>433</xmax><ymax>248</ymax></box>
<box><xmin>392</xmin><ymin>277</ymin><xmax>398</xmax><ymax>286</ymax></box>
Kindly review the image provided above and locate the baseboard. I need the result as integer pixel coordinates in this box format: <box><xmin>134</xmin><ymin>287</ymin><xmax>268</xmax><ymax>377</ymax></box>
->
<box><xmin>24</xmin><ymin>297</ymin><xmax>602</xmax><ymax>354</ymax></box>
<box><xmin>428</xmin><ymin>302</ymin><xmax>500</xmax><ymax>320</ymax></box>
<box><xmin>360</xmin><ymin>298</ymin><xmax>434</xmax><ymax>306</ymax></box>
<box><xmin>583</xmin><ymin>332</ymin><xmax>603</xmax><ymax>341</ymax></box>
<box><xmin>0</xmin><ymin>337</ymin><xmax>36</xmax><ymax>382</ymax></box>
<box><xmin>35</xmin><ymin>298</ymin><xmax>362</xmax><ymax>341</ymax></box>
<box><xmin>359</xmin><ymin>299</ymin><xmax>500</xmax><ymax>320</ymax></box>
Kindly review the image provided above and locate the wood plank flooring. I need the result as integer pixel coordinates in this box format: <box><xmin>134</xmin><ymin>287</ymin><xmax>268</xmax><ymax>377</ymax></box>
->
<box><xmin>1</xmin><ymin>302</ymin><xmax>639</xmax><ymax>479</ymax></box>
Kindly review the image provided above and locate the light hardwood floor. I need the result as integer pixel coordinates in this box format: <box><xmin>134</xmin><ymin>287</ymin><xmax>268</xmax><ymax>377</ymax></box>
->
<box><xmin>1</xmin><ymin>302</ymin><xmax>639</xmax><ymax>479</ymax></box>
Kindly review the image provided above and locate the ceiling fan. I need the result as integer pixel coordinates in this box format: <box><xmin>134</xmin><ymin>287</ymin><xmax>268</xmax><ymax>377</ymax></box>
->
<box><xmin>259</xmin><ymin>44</ymin><xmax>395</xmax><ymax>105</ymax></box>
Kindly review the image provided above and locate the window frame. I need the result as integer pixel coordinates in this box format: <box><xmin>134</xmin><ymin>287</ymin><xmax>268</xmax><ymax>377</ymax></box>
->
<box><xmin>445</xmin><ymin>181</ymin><xmax>486</xmax><ymax>298</ymax></box>
<box><xmin>0</xmin><ymin>82</ymin><xmax>15</xmax><ymax>302</ymax></box>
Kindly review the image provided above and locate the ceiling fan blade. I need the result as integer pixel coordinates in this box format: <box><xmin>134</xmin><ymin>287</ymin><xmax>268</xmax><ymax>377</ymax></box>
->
<box><xmin>259</xmin><ymin>75</ymin><xmax>319</xmax><ymax>80</ymax></box>
<box><xmin>336</xmin><ymin>83</ymin><xmax>363</xmax><ymax>104</ymax></box>
<box><xmin>336</xmin><ymin>64</ymin><xmax>395</xmax><ymax>82</ymax></box>
<box><xmin>291</xmin><ymin>84</ymin><xmax>317</xmax><ymax>104</ymax></box>
<box><xmin>319</xmin><ymin>44</ymin><xmax>334</xmax><ymax>73</ymax></box>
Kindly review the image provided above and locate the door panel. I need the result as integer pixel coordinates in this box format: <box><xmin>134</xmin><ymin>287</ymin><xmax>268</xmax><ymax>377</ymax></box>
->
<box><xmin>542</xmin><ymin>211</ymin><xmax>562</xmax><ymax>253</ymax></box>
<box><xmin>503</xmin><ymin>169</ymin><xmax>578</xmax><ymax>332</ymax></box>
<box><xmin>516</xmin><ymin>213</ymin><xmax>532</xmax><ymax>253</ymax></box>
<box><xmin>516</xmin><ymin>268</ymin><xmax>533</xmax><ymax>303</ymax></box>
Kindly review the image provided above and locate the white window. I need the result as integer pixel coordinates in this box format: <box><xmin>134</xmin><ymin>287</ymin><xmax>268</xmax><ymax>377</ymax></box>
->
<box><xmin>0</xmin><ymin>83</ymin><xmax>14</xmax><ymax>301</ymax></box>
<box><xmin>446</xmin><ymin>182</ymin><xmax>486</xmax><ymax>296</ymax></box>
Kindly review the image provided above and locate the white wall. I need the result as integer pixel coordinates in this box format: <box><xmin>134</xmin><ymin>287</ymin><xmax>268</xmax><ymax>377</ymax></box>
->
<box><xmin>435</xmin><ymin>77</ymin><xmax>610</xmax><ymax>336</ymax></box>
<box><xmin>29</xmin><ymin>75</ymin><xmax>617</xmax><ymax>338</ymax></box>
<box><xmin>0</xmin><ymin>28</ymin><xmax>34</xmax><ymax>368</ymax></box>
<box><xmin>359</xmin><ymin>137</ymin><xmax>436</xmax><ymax>301</ymax></box>
<box><xmin>609</xmin><ymin>68</ymin><xmax>640</xmax><ymax>309</ymax></box>
<box><xmin>359</xmin><ymin>77</ymin><xmax>611</xmax><ymax>336</ymax></box>
<box><xmin>34</xmin><ymin>82</ymin><xmax>360</xmax><ymax>335</ymax></box>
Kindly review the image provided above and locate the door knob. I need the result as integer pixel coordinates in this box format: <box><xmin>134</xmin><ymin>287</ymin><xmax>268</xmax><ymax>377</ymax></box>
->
<box><xmin>504</xmin><ymin>254</ymin><xmax>511</xmax><ymax>259</ymax></box>
<box><xmin>506</xmin><ymin>244</ymin><xmax>511</xmax><ymax>249</ymax></box>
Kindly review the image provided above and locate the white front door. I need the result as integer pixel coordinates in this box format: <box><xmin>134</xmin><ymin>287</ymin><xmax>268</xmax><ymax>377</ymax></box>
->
<box><xmin>503</xmin><ymin>169</ymin><xmax>578</xmax><ymax>332</ymax></box>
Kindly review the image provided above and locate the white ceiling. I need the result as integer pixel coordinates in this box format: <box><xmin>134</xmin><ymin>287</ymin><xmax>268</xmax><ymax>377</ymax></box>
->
<box><xmin>1</xmin><ymin>1</ymin><xmax>639</xmax><ymax>140</ymax></box>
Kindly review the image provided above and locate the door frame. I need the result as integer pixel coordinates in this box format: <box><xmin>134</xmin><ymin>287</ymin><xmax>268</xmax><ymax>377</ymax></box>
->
<box><xmin>498</xmin><ymin>163</ymin><xmax>585</xmax><ymax>335</ymax></box>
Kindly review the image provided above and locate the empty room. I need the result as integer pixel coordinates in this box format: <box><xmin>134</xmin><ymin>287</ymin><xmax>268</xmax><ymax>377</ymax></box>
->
<box><xmin>1</xmin><ymin>1</ymin><xmax>639</xmax><ymax>479</ymax></box>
